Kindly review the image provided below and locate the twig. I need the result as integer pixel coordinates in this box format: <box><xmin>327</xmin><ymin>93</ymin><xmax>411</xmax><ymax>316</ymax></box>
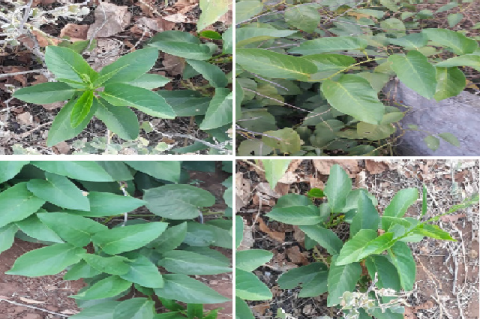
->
<box><xmin>18</xmin><ymin>121</ymin><xmax>52</xmax><ymax>138</ymax></box>
<box><xmin>159</xmin><ymin>131</ymin><xmax>232</xmax><ymax>154</ymax></box>
<box><xmin>88</xmin><ymin>1</ymin><xmax>108</xmax><ymax>48</ymax></box>
<box><xmin>118</xmin><ymin>182</ymin><xmax>129</xmax><ymax>226</ymax></box>
<box><xmin>18</xmin><ymin>0</ymin><xmax>33</xmax><ymax>33</ymax></box>
<box><xmin>0</xmin><ymin>69</ymin><xmax>44</xmax><ymax>79</ymax></box>
<box><xmin>235</xmin><ymin>125</ymin><xmax>282</xmax><ymax>140</ymax></box>
<box><xmin>0</xmin><ymin>298</ymin><xmax>69</xmax><ymax>318</ymax></box>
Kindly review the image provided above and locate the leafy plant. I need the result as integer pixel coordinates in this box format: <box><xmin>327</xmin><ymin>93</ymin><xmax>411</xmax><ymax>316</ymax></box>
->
<box><xmin>0</xmin><ymin>161</ymin><xmax>232</xmax><ymax>318</ymax></box>
<box><xmin>236</xmin><ymin>0</ymin><xmax>479</xmax><ymax>155</ymax></box>
<box><xmin>258</xmin><ymin>164</ymin><xmax>478</xmax><ymax>318</ymax></box>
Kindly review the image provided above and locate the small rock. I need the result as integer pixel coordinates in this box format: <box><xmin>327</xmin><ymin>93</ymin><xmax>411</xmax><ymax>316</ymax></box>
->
<box><xmin>16</xmin><ymin>112</ymin><xmax>32</xmax><ymax>125</ymax></box>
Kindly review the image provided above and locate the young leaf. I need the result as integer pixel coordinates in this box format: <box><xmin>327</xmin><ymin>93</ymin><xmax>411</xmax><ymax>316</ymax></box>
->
<box><xmin>0</xmin><ymin>183</ymin><xmax>45</xmax><ymax>229</ymax></box>
<box><xmin>299</xmin><ymin>224</ymin><xmax>343</xmax><ymax>255</ymax></box>
<box><xmin>159</xmin><ymin>250</ymin><xmax>231</xmax><ymax>275</ymax></box>
<box><xmin>382</xmin><ymin>188</ymin><xmax>418</xmax><ymax>230</ymax></box>
<box><xmin>196</xmin><ymin>0</ymin><xmax>230</xmax><ymax>31</ymax></box>
<box><xmin>81</xmin><ymin>253</ymin><xmax>130</xmax><ymax>276</ymax></box>
<box><xmin>0</xmin><ymin>224</ymin><xmax>18</xmax><ymax>254</ymax></box>
<box><xmin>336</xmin><ymin>230</ymin><xmax>394</xmax><ymax>265</ymax></box>
<box><xmin>350</xmin><ymin>191</ymin><xmax>380</xmax><ymax>237</ymax></box>
<box><xmin>71</xmin><ymin>275</ymin><xmax>132</xmax><ymax>300</ymax></box>
<box><xmin>302</xmin><ymin>54</ymin><xmax>356</xmax><ymax>72</ymax></box>
<box><xmin>422</xmin><ymin>28</ymin><xmax>478</xmax><ymax>55</ymax></box>
<box><xmin>32</xmin><ymin>161</ymin><xmax>114</xmax><ymax>182</ymax></box>
<box><xmin>262</xmin><ymin>159</ymin><xmax>291</xmax><ymax>189</ymax></box>
<box><xmin>436</xmin><ymin>54</ymin><xmax>480</xmax><ymax>72</ymax></box>
<box><xmin>45</xmin><ymin>46</ymin><xmax>97</xmax><ymax>83</ymax></box>
<box><xmin>186</xmin><ymin>59</ymin><xmax>228</xmax><ymax>88</ymax></box>
<box><xmin>113</xmin><ymin>298</ymin><xmax>156</xmax><ymax>319</ymax></box>
<box><xmin>365</xmin><ymin>255</ymin><xmax>401</xmax><ymax>291</ymax></box>
<box><xmin>236</xmin><ymin>269</ymin><xmax>272</xmax><ymax>301</ymax></box>
<box><xmin>388</xmin><ymin>241</ymin><xmax>416</xmax><ymax>291</ymax></box>
<box><xmin>95</xmin><ymin>98</ymin><xmax>139</xmax><ymax>140</ymax></box>
<box><xmin>15</xmin><ymin>214</ymin><xmax>64</xmax><ymax>243</ymax></box>
<box><xmin>324</xmin><ymin>164</ymin><xmax>352</xmax><ymax>213</ymax></box>
<box><xmin>262</xmin><ymin>128</ymin><xmax>302</xmax><ymax>154</ymax></box>
<box><xmin>222</xmin><ymin>27</ymin><xmax>233</xmax><ymax>54</ymax></box>
<box><xmin>412</xmin><ymin>224</ymin><xmax>455</xmax><ymax>241</ymax></box>
<box><xmin>13</xmin><ymin>82</ymin><xmax>76</xmax><ymax>104</ymax></box>
<box><xmin>199</xmin><ymin>88</ymin><xmax>232</xmax><ymax>130</ymax></box>
<box><xmin>71</xmin><ymin>90</ymin><xmax>94</xmax><ymax>128</ymax></box>
<box><xmin>236</xmin><ymin>250</ymin><xmax>273</xmax><ymax>272</ymax></box>
<box><xmin>147</xmin><ymin>222</ymin><xmax>187</xmax><ymax>253</ymax></box>
<box><xmin>149</xmin><ymin>31</ymin><xmax>212</xmax><ymax>60</ymax></box>
<box><xmin>236</xmin><ymin>297</ymin><xmax>255</xmax><ymax>319</ymax></box>
<box><xmin>236</xmin><ymin>0</ymin><xmax>263</xmax><ymax>23</ymax></box>
<box><xmin>125</xmin><ymin>161</ymin><xmax>181</xmax><ymax>183</ymax></box>
<box><xmin>284</xmin><ymin>4</ymin><xmax>320</xmax><ymax>33</ymax></box>
<box><xmin>64</xmin><ymin>260</ymin><xmax>102</xmax><ymax>280</ymax></box>
<box><xmin>439</xmin><ymin>132</ymin><xmax>460</xmax><ymax>147</ymax></box>
<box><xmin>288</xmin><ymin>37</ymin><xmax>368</xmax><ymax>55</ymax></box>
<box><xmin>434</xmin><ymin>67</ymin><xmax>466</xmax><ymax>101</ymax></box>
<box><xmin>120</xmin><ymin>255</ymin><xmax>164</xmax><ymax>288</ymax></box>
<box><xmin>327</xmin><ymin>256</ymin><xmax>362</xmax><ymax>307</ymax></box>
<box><xmin>7</xmin><ymin>243</ymin><xmax>85</xmax><ymax>277</ymax></box>
<box><xmin>127</xmin><ymin>74</ymin><xmax>170</xmax><ymax>89</ymax></box>
<box><xmin>0</xmin><ymin>161</ymin><xmax>29</xmax><ymax>184</ymax></box>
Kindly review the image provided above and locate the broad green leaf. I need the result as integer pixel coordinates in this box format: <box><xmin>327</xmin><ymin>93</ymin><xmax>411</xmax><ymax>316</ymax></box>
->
<box><xmin>382</xmin><ymin>188</ymin><xmax>419</xmax><ymax>230</ymax></box>
<box><xmin>197</xmin><ymin>0</ymin><xmax>230</xmax><ymax>31</ymax></box>
<box><xmin>114</xmin><ymin>298</ymin><xmax>155</xmax><ymax>319</ymax></box>
<box><xmin>267</xmin><ymin>205</ymin><xmax>322</xmax><ymax>225</ymax></box>
<box><xmin>236</xmin><ymin>28</ymin><xmax>296</xmax><ymax>47</ymax></box>
<box><xmin>299</xmin><ymin>271</ymin><xmax>328</xmax><ymax>298</ymax></box>
<box><xmin>0</xmin><ymin>183</ymin><xmax>45</xmax><ymax>229</ymax></box>
<box><xmin>321</xmin><ymin>74</ymin><xmax>384</xmax><ymax>125</ymax></box>
<box><xmin>200</xmin><ymin>30</ymin><xmax>222</xmax><ymax>40</ymax></box>
<box><xmin>72</xmin><ymin>275</ymin><xmax>132</xmax><ymax>300</ymax></box>
<box><xmin>236</xmin><ymin>250</ymin><xmax>273</xmax><ymax>272</ymax></box>
<box><xmin>155</xmin><ymin>274</ymin><xmax>230</xmax><ymax>304</ymax></box>
<box><xmin>68</xmin><ymin>191</ymin><xmax>146</xmax><ymax>217</ymax></box>
<box><xmin>97</xmin><ymin>48</ymin><xmax>159</xmax><ymax>85</ymax></box>
<box><xmin>81</xmin><ymin>253</ymin><xmax>130</xmax><ymax>276</ymax></box>
<box><xmin>13</xmin><ymin>82</ymin><xmax>76</xmax><ymax>104</ymax></box>
<box><xmin>299</xmin><ymin>225</ymin><xmax>343</xmax><ymax>255</ymax></box>
<box><xmin>186</xmin><ymin>59</ymin><xmax>228</xmax><ymax>88</ymax></box>
<box><xmin>127</xmin><ymin>74</ymin><xmax>170</xmax><ymax>89</ymax></box>
<box><xmin>302</xmin><ymin>54</ymin><xmax>356</xmax><ymax>72</ymax></box>
<box><xmin>357</xmin><ymin>122</ymin><xmax>395</xmax><ymax>140</ymax></box>
<box><xmin>389</xmin><ymin>51</ymin><xmax>437</xmax><ymax>100</ymax></box>
<box><xmin>222</xmin><ymin>27</ymin><xmax>233</xmax><ymax>54</ymax></box>
<box><xmin>64</xmin><ymin>260</ymin><xmax>102</xmax><ymax>280</ymax></box>
<box><xmin>324</xmin><ymin>164</ymin><xmax>352</xmax><ymax>213</ymax></box>
<box><xmin>350</xmin><ymin>191</ymin><xmax>380</xmax><ymax>237</ymax></box>
<box><xmin>389</xmin><ymin>33</ymin><xmax>428</xmax><ymax>50</ymax></box>
<box><xmin>275</xmin><ymin>193</ymin><xmax>312</xmax><ymax>208</ymax></box>
<box><xmin>0</xmin><ymin>161</ymin><xmax>29</xmax><ymax>183</ymax></box>
<box><xmin>236</xmin><ymin>48</ymin><xmax>317</xmax><ymax>81</ymax></box>
<box><xmin>120</xmin><ymin>255</ymin><xmax>164</xmax><ymax>288</ymax></box>
<box><xmin>47</xmin><ymin>97</ymin><xmax>98</xmax><ymax>147</ymax></box>
<box><xmin>388</xmin><ymin>241</ymin><xmax>416</xmax><ymax>291</ymax></box>
<box><xmin>27</xmin><ymin>172</ymin><xmax>90</xmax><ymax>211</ymax></box>
<box><xmin>262</xmin><ymin>128</ymin><xmax>302</xmax><ymax>154</ymax></box>
<box><xmin>160</xmin><ymin>250</ymin><xmax>231</xmax><ymax>275</ymax></box>
<box><xmin>288</xmin><ymin>37</ymin><xmax>368</xmax><ymax>55</ymax></box>
<box><xmin>336</xmin><ymin>230</ymin><xmax>394</xmax><ymax>265</ymax></box>
<box><xmin>71</xmin><ymin>90</ymin><xmax>94</xmax><ymax>128</ymax></box>
<box><xmin>95</xmin><ymin>98</ymin><xmax>139</xmax><ymax>140</ymax></box>
<box><xmin>422</xmin><ymin>28</ymin><xmax>478</xmax><ymax>55</ymax></box>
<box><xmin>365</xmin><ymin>255</ymin><xmax>401</xmax><ymax>291</ymax></box>
<box><xmin>37</xmin><ymin>213</ymin><xmax>107</xmax><ymax>247</ymax></box>
<box><xmin>447</xmin><ymin>13</ymin><xmax>464</xmax><ymax>28</ymax></box>
<box><xmin>7</xmin><ymin>243</ymin><xmax>85</xmax><ymax>276</ymax></box>
<box><xmin>236</xmin><ymin>297</ymin><xmax>254</xmax><ymax>319</ymax></box>
<box><xmin>262</xmin><ymin>159</ymin><xmax>291</xmax><ymax>189</ymax></box>
<box><xmin>236</xmin><ymin>268</ymin><xmax>272</xmax><ymax>301</ymax></box>
<box><xmin>97</xmin><ymin>162</ymin><xmax>134</xmax><ymax>181</ymax></box>
<box><xmin>45</xmin><ymin>46</ymin><xmax>97</xmax><ymax>82</ymax></box>
<box><xmin>158</xmin><ymin>91</ymin><xmax>210</xmax><ymax>117</ymax></box>
<box><xmin>436</xmin><ymin>54</ymin><xmax>480</xmax><ymax>72</ymax></box>
<box><xmin>69</xmin><ymin>301</ymin><xmax>119</xmax><ymax>319</ymax></box>
<box><xmin>144</xmin><ymin>185</ymin><xmax>215</xmax><ymax>219</ymax></box>
<box><xmin>32</xmin><ymin>161</ymin><xmax>114</xmax><ymax>182</ymax></box>
<box><xmin>284</xmin><ymin>4</ymin><xmax>320</xmax><ymax>33</ymax></box>
<box><xmin>438</xmin><ymin>132</ymin><xmax>460</xmax><ymax>147</ymax></box>
<box><xmin>149</xmin><ymin>31</ymin><xmax>212</xmax><ymax>60</ymax></box>
<box><xmin>0</xmin><ymin>224</ymin><xmax>18</xmax><ymax>254</ymax></box>
<box><xmin>100</xmin><ymin>83</ymin><xmax>175</xmax><ymax>119</ymax></box>
<box><xmin>437</xmin><ymin>2</ymin><xmax>459</xmax><ymax>13</ymax></box>
<box><xmin>125</xmin><ymin>161</ymin><xmax>181</xmax><ymax>183</ymax></box>
<box><xmin>380</xmin><ymin>18</ymin><xmax>406</xmax><ymax>37</ymax></box>
<box><xmin>92</xmin><ymin>222</ymin><xmax>168</xmax><ymax>255</ymax></box>
<box><xmin>147</xmin><ymin>222</ymin><xmax>187</xmax><ymax>253</ymax></box>
<box><xmin>434</xmin><ymin>67</ymin><xmax>466</xmax><ymax>101</ymax></box>
<box><xmin>199</xmin><ymin>88</ymin><xmax>232</xmax><ymax>130</ymax></box>
<box><xmin>277</xmin><ymin>262</ymin><xmax>327</xmax><ymax>289</ymax></box>
<box><xmin>236</xmin><ymin>0</ymin><xmax>263</xmax><ymax>23</ymax></box>
<box><xmin>425</xmin><ymin>135</ymin><xmax>440</xmax><ymax>151</ymax></box>
<box><xmin>327</xmin><ymin>256</ymin><xmax>362</xmax><ymax>307</ymax></box>
<box><xmin>15</xmin><ymin>214</ymin><xmax>63</xmax><ymax>243</ymax></box>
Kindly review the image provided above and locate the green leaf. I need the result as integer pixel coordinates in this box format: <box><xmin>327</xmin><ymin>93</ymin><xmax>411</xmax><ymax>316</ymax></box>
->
<box><xmin>27</xmin><ymin>172</ymin><xmax>90</xmax><ymax>211</ymax></box>
<box><xmin>434</xmin><ymin>67</ymin><xmax>466</xmax><ymax>101</ymax></box>
<box><xmin>0</xmin><ymin>161</ymin><xmax>29</xmax><ymax>183</ymax></box>
<box><xmin>199</xmin><ymin>88</ymin><xmax>232</xmax><ymax>130</ymax></box>
<box><xmin>436</xmin><ymin>54</ymin><xmax>480</xmax><ymax>72</ymax></box>
<box><xmin>350</xmin><ymin>191</ymin><xmax>380</xmax><ymax>237</ymax></box>
<box><xmin>277</xmin><ymin>262</ymin><xmax>327</xmax><ymax>289</ymax></box>
<box><xmin>321</xmin><ymin>74</ymin><xmax>385</xmax><ymax>125</ymax></box>
<box><xmin>299</xmin><ymin>271</ymin><xmax>328</xmax><ymax>298</ymax></box>
<box><xmin>126</xmin><ymin>161</ymin><xmax>181</xmax><ymax>183</ymax></box>
<box><xmin>158</xmin><ymin>91</ymin><xmax>210</xmax><ymax>117</ymax></box>
<box><xmin>32</xmin><ymin>161</ymin><xmax>114</xmax><ymax>182</ymax></box>
<box><xmin>92</xmin><ymin>222</ymin><xmax>168</xmax><ymax>255</ymax></box>
<box><xmin>186</xmin><ymin>59</ymin><xmax>228</xmax><ymax>88</ymax></box>
<box><xmin>236</xmin><ymin>0</ymin><xmax>263</xmax><ymax>23</ymax></box>
<box><xmin>127</xmin><ymin>74</ymin><xmax>170</xmax><ymax>89</ymax></box>
<box><xmin>236</xmin><ymin>28</ymin><xmax>296</xmax><ymax>47</ymax></box>
<box><xmin>389</xmin><ymin>51</ymin><xmax>437</xmax><ymax>100</ymax></box>
<box><xmin>389</xmin><ymin>33</ymin><xmax>428</xmax><ymax>50</ymax></box>
<box><xmin>144</xmin><ymin>185</ymin><xmax>215</xmax><ymax>219</ymax></box>
<box><xmin>236</xmin><ymin>216</ymin><xmax>244</xmax><ymax>249</ymax></box>
<box><xmin>0</xmin><ymin>224</ymin><xmax>18</xmax><ymax>254</ymax></box>
<box><xmin>199</xmin><ymin>30</ymin><xmax>222</xmax><ymax>40</ymax></box>
<box><xmin>236</xmin><ymin>48</ymin><xmax>317</xmax><ymax>81</ymax></box>
<box><xmin>97</xmin><ymin>48</ymin><xmax>159</xmax><ymax>85</ymax></box>
<box><xmin>447</xmin><ymin>13</ymin><xmax>464</xmax><ymax>28</ymax></box>
<box><xmin>262</xmin><ymin>159</ymin><xmax>291</xmax><ymax>189</ymax></box>
<box><xmin>236</xmin><ymin>297</ymin><xmax>254</xmax><ymax>319</ymax></box>
<box><xmin>147</xmin><ymin>222</ymin><xmax>187</xmax><ymax>253</ymax></box>
<box><xmin>382</xmin><ymin>188</ymin><xmax>419</xmax><ymax>230</ymax></box>
<box><xmin>7</xmin><ymin>243</ymin><xmax>84</xmax><ymax>277</ymax></box>
<box><xmin>13</xmin><ymin>82</ymin><xmax>76</xmax><ymax>104</ymax></box>
<box><xmin>262</xmin><ymin>128</ymin><xmax>302</xmax><ymax>154</ymax></box>
<box><xmin>95</xmin><ymin>98</ymin><xmax>139</xmax><ymax>140</ymax></box>
<box><xmin>155</xmin><ymin>274</ymin><xmax>230</xmax><ymax>304</ymax></box>
<box><xmin>15</xmin><ymin>214</ymin><xmax>63</xmax><ymax>243</ymax></box>
<box><xmin>114</xmin><ymin>298</ymin><xmax>155</xmax><ymax>319</ymax></box>
<box><xmin>45</xmin><ymin>46</ymin><xmax>97</xmax><ymax>83</ymax></box>
<box><xmin>120</xmin><ymin>255</ymin><xmax>164</xmax><ymax>288</ymax></box>
<box><xmin>236</xmin><ymin>268</ymin><xmax>272</xmax><ymax>301</ymax></box>
<box><xmin>336</xmin><ymin>230</ymin><xmax>394</xmax><ymax>265</ymax></box>
<box><xmin>81</xmin><ymin>253</ymin><xmax>130</xmax><ymax>275</ymax></box>
<box><xmin>302</xmin><ymin>54</ymin><xmax>356</xmax><ymax>72</ymax></box>
<box><xmin>69</xmin><ymin>301</ymin><xmax>119</xmax><ymax>319</ymax></box>
<box><xmin>100</xmin><ymin>83</ymin><xmax>176</xmax><ymax>119</ymax></box>
<box><xmin>299</xmin><ymin>225</ymin><xmax>343</xmax><ymax>255</ymax></box>
<box><xmin>64</xmin><ymin>260</ymin><xmax>102</xmax><ymax>280</ymax></box>
<box><xmin>236</xmin><ymin>250</ymin><xmax>273</xmax><ymax>272</ymax></box>
<box><xmin>197</xmin><ymin>0</ymin><xmax>230</xmax><ymax>31</ymax></box>
<box><xmin>284</xmin><ymin>4</ymin><xmax>320</xmax><ymax>33</ymax></box>
<box><xmin>267</xmin><ymin>205</ymin><xmax>322</xmax><ymax>225</ymax></box>
<box><xmin>160</xmin><ymin>250</ymin><xmax>231</xmax><ymax>275</ymax></box>
<box><xmin>412</xmin><ymin>224</ymin><xmax>455</xmax><ymax>241</ymax></box>
<box><xmin>71</xmin><ymin>90</ymin><xmax>94</xmax><ymax>128</ymax></box>
<box><xmin>222</xmin><ymin>27</ymin><xmax>233</xmax><ymax>54</ymax></box>
<box><xmin>422</xmin><ymin>28</ymin><xmax>478</xmax><ymax>55</ymax></box>
<box><xmin>68</xmin><ymin>191</ymin><xmax>146</xmax><ymax>217</ymax></box>
<box><xmin>0</xmin><ymin>183</ymin><xmax>45</xmax><ymax>229</ymax></box>
<box><xmin>365</xmin><ymin>256</ymin><xmax>401</xmax><ymax>291</ymax></box>
<box><xmin>72</xmin><ymin>275</ymin><xmax>132</xmax><ymax>300</ymax></box>
<box><xmin>438</xmin><ymin>132</ymin><xmax>460</xmax><ymax>147</ymax></box>
<box><xmin>380</xmin><ymin>18</ymin><xmax>406</xmax><ymax>37</ymax></box>
<box><xmin>149</xmin><ymin>31</ymin><xmax>212</xmax><ymax>60</ymax></box>
<box><xmin>388</xmin><ymin>241</ymin><xmax>416</xmax><ymax>291</ymax></box>
<box><xmin>425</xmin><ymin>135</ymin><xmax>440</xmax><ymax>151</ymax></box>
<box><xmin>47</xmin><ymin>97</ymin><xmax>98</xmax><ymax>147</ymax></box>
<box><xmin>327</xmin><ymin>256</ymin><xmax>362</xmax><ymax>307</ymax></box>
<box><xmin>324</xmin><ymin>164</ymin><xmax>352</xmax><ymax>213</ymax></box>
<box><xmin>288</xmin><ymin>37</ymin><xmax>368</xmax><ymax>55</ymax></box>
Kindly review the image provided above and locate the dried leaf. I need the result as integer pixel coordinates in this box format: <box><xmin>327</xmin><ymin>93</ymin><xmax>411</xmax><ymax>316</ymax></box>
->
<box><xmin>313</xmin><ymin>159</ymin><xmax>360</xmax><ymax>177</ymax></box>
<box><xmin>16</xmin><ymin>112</ymin><xmax>32</xmax><ymax>126</ymax></box>
<box><xmin>258</xmin><ymin>218</ymin><xmax>285</xmax><ymax>242</ymax></box>
<box><xmin>19</xmin><ymin>297</ymin><xmax>45</xmax><ymax>304</ymax></box>
<box><xmin>162</xmin><ymin>53</ymin><xmax>185</xmax><ymax>76</ymax></box>
<box><xmin>60</xmin><ymin>24</ymin><xmax>89</xmax><ymax>41</ymax></box>
<box><xmin>365</xmin><ymin>160</ymin><xmax>389</xmax><ymax>175</ymax></box>
<box><xmin>87</xmin><ymin>3</ymin><xmax>132</xmax><ymax>38</ymax></box>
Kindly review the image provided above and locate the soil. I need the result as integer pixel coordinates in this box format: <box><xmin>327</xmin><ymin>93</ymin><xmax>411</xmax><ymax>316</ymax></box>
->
<box><xmin>236</xmin><ymin>159</ymin><xmax>479</xmax><ymax>319</ymax></box>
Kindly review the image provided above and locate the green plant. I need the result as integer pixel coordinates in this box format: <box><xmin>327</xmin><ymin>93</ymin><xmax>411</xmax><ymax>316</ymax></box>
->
<box><xmin>0</xmin><ymin>161</ymin><xmax>232</xmax><ymax>318</ymax></box>
<box><xmin>236</xmin><ymin>0</ymin><xmax>479</xmax><ymax>156</ymax></box>
<box><xmin>256</xmin><ymin>164</ymin><xmax>478</xmax><ymax>318</ymax></box>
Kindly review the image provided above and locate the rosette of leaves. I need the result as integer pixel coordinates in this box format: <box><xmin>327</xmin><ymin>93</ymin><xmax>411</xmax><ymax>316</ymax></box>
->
<box><xmin>262</xmin><ymin>164</ymin><xmax>478</xmax><ymax>318</ymax></box>
<box><xmin>0</xmin><ymin>161</ymin><xmax>232</xmax><ymax>319</ymax></box>
<box><xmin>235</xmin><ymin>0</ymin><xmax>478</xmax><ymax>156</ymax></box>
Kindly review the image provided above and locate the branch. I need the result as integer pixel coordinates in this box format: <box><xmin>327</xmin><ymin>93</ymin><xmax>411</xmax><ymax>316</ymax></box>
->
<box><xmin>0</xmin><ymin>298</ymin><xmax>70</xmax><ymax>318</ymax></box>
